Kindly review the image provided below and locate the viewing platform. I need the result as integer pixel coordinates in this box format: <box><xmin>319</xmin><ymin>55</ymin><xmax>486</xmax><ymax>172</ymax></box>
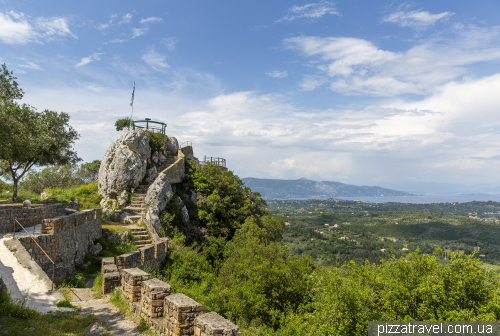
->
<box><xmin>132</xmin><ymin>118</ymin><xmax>167</xmax><ymax>135</ymax></box>
<box><xmin>200</xmin><ymin>156</ymin><xmax>228</xmax><ymax>171</ymax></box>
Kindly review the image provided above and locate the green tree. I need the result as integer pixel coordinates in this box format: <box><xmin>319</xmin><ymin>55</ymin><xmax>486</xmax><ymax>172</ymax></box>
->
<box><xmin>190</xmin><ymin>162</ymin><xmax>268</xmax><ymax>239</ymax></box>
<box><xmin>20</xmin><ymin>164</ymin><xmax>83</xmax><ymax>194</ymax></box>
<box><xmin>114</xmin><ymin>117</ymin><xmax>134</xmax><ymax>131</ymax></box>
<box><xmin>76</xmin><ymin>160</ymin><xmax>101</xmax><ymax>183</ymax></box>
<box><xmin>0</xmin><ymin>63</ymin><xmax>24</xmax><ymax>105</ymax></box>
<box><xmin>0</xmin><ymin>64</ymin><xmax>80</xmax><ymax>201</ymax></box>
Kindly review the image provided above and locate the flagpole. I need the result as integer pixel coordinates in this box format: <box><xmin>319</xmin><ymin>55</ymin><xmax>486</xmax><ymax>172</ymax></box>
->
<box><xmin>129</xmin><ymin>81</ymin><xmax>135</xmax><ymax>129</ymax></box>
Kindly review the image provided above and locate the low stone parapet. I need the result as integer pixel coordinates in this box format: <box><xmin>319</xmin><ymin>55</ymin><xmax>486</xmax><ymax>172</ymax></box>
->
<box><xmin>141</xmin><ymin>278</ymin><xmax>172</xmax><ymax>319</ymax></box>
<box><xmin>122</xmin><ymin>267</ymin><xmax>150</xmax><ymax>302</ymax></box>
<box><xmin>194</xmin><ymin>312</ymin><xmax>241</xmax><ymax>336</ymax></box>
<box><xmin>165</xmin><ymin>293</ymin><xmax>203</xmax><ymax>336</ymax></box>
<box><xmin>116</xmin><ymin>251</ymin><xmax>141</xmax><ymax>271</ymax></box>
<box><xmin>103</xmin><ymin>272</ymin><xmax>121</xmax><ymax>294</ymax></box>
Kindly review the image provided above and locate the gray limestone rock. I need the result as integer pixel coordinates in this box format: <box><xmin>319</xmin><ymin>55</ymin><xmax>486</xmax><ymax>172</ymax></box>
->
<box><xmin>110</xmin><ymin>231</ymin><xmax>129</xmax><ymax>245</ymax></box>
<box><xmin>0</xmin><ymin>278</ymin><xmax>6</xmax><ymax>294</ymax></box>
<box><xmin>181</xmin><ymin>205</ymin><xmax>190</xmax><ymax>226</ymax></box>
<box><xmin>177</xmin><ymin>196</ymin><xmax>184</xmax><ymax>207</ymax></box>
<box><xmin>145</xmin><ymin>167</ymin><xmax>158</xmax><ymax>183</ymax></box>
<box><xmin>190</xmin><ymin>190</ymin><xmax>197</xmax><ymax>204</ymax></box>
<box><xmin>152</xmin><ymin>151</ymin><xmax>167</xmax><ymax>165</ymax></box>
<box><xmin>144</xmin><ymin>172</ymin><xmax>174</xmax><ymax>229</ymax></box>
<box><xmin>89</xmin><ymin>243</ymin><xmax>103</xmax><ymax>256</ymax></box>
<box><xmin>166</xmin><ymin>136</ymin><xmax>179</xmax><ymax>154</ymax></box>
<box><xmin>98</xmin><ymin>129</ymin><xmax>151</xmax><ymax>209</ymax></box>
<box><xmin>85</xmin><ymin>321</ymin><xmax>108</xmax><ymax>336</ymax></box>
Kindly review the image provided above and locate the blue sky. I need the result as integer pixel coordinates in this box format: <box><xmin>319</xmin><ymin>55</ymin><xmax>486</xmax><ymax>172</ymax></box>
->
<box><xmin>2</xmin><ymin>0</ymin><xmax>500</xmax><ymax>191</ymax></box>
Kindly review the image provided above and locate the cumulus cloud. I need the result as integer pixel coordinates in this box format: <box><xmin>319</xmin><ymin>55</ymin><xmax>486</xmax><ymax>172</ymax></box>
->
<box><xmin>140</xmin><ymin>17</ymin><xmax>163</xmax><ymax>24</ymax></box>
<box><xmin>141</xmin><ymin>47</ymin><xmax>169</xmax><ymax>70</ymax></box>
<box><xmin>267</xmin><ymin>70</ymin><xmax>288</xmax><ymax>78</ymax></box>
<box><xmin>0</xmin><ymin>11</ymin><xmax>76</xmax><ymax>44</ymax></box>
<box><xmin>384</xmin><ymin>7</ymin><xmax>453</xmax><ymax>28</ymax></box>
<box><xmin>275</xmin><ymin>0</ymin><xmax>339</xmax><ymax>23</ymax></box>
<box><xmin>285</xmin><ymin>25</ymin><xmax>500</xmax><ymax>96</ymax></box>
<box><xmin>76</xmin><ymin>53</ymin><xmax>103</xmax><ymax>67</ymax></box>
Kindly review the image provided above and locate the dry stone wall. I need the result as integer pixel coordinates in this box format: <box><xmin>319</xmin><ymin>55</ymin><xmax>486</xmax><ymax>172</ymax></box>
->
<box><xmin>16</xmin><ymin>208</ymin><xmax>102</xmax><ymax>271</ymax></box>
<box><xmin>0</xmin><ymin>202</ymin><xmax>78</xmax><ymax>234</ymax></box>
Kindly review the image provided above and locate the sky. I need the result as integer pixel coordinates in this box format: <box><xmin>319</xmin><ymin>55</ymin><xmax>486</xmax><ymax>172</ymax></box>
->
<box><xmin>1</xmin><ymin>0</ymin><xmax>500</xmax><ymax>192</ymax></box>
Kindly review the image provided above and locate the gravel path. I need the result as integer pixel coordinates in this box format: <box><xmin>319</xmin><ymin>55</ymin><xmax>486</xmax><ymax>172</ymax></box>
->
<box><xmin>70</xmin><ymin>288</ymin><xmax>141</xmax><ymax>336</ymax></box>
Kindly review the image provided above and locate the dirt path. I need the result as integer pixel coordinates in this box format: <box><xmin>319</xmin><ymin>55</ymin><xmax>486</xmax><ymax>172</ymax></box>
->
<box><xmin>68</xmin><ymin>288</ymin><xmax>141</xmax><ymax>336</ymax></box>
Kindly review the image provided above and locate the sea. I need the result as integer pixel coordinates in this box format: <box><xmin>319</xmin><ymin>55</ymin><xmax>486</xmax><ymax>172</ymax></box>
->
<box><xmin>280</xmin><ymin>194</ymin><xmax>500</xmax><ymax>204</ymax></box>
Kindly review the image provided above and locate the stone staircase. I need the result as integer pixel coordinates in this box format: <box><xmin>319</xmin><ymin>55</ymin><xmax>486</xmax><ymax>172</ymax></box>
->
<box><xmin>123</xmin><ymin>184</ymin><xmax>150</xmax><ymax>223</ymax></box>
<box><xmin>129</xmin><ymin>224</ymin><xmax>152</xmax><ymax>248</ymax></box>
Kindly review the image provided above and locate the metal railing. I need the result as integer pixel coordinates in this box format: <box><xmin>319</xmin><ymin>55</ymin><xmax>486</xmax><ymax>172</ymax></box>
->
<box><xmin>180</xmin><ymin>141</ymin><xmax>192</xmax><ymax>147</ymax></box>
<box><xmin>201</xmin><ymin>156</ymin><xmax>226</xmax><ymax>168</ymax></box>
<box><xmin>132</xmin><ymin>118</ymin><xmax>167</xmax><ymax>135</ymax></box>
<box><xmin>13</xmin><ymin>218</ymin><xmax>55</xmax><ymax>290</ymax></box>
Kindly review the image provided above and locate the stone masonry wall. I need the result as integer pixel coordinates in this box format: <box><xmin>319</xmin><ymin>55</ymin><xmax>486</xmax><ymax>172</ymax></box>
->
<box><xmin>0</xmin><ymin>202</ymin><xmax>79</xmax><ymax>234</ymax></box>
<box><xmin>161</xmin><ymin>149</ymin><xmax>185</xmax><ymax>184</ymax></box>
<box><xmin>17</xmin><ymin>208</ymin><xmax>102</xmax><ymax>270</ymax></box>
<box><xmin>101</xmin><ymin>259</ymin><xmax>240</xmax><ymax>336</ymax></box>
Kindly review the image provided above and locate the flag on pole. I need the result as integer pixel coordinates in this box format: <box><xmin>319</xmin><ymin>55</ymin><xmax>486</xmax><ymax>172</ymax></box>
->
<box><xmin>130</xmin><ymin>81</ymin><xmax>135</xmax><ymax>107</ymax></box>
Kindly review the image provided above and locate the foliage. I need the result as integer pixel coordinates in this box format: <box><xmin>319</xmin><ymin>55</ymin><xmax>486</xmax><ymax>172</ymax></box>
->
<box><xmin>76</xmin><ymin>160</ymin><xmax>101</xmax><ymax>183</ymax></box>
<box><xmin>92</xmin><ymin>273</ymin><xmax>103</xmax><ymax>299</ymax></box>
<box><xmin>147</xmin><ymin>131</ymin><xmax>168</xmax><ymax>152</ymax></box>
<box><xmin>270</xmin><ymin>252</ymin><xmax>500</xmax><ymax>336</ymax></box>
<box><xmin>189</xmin><ymin>161</ymin><xmax>268</xmax><ymax>239</ymax></box>
<box><xmin>0</xmin><ymin>63</ymin><xmax>24</xmax><ymax>104</ymax></box>
<box><xmin>0</xmin><ymin>179</ymin><xmax>12</xmax><ymax>192</ymax></box>
<box><xmin>0</xmin><ymin>64</ymin><xmax>80</xmax><ymax>201</ymax></box>
<box><xmin>56</xmin><ymin>289</ymin><xmax>78</xmax><ymax>309</ymax></box>
<box><xmin>114</xmin><ymin>117</ymin><xmax>134</xmax><ymax>131</ymax></box>
<box><xmin>0</xmin><ymin>289</ymin><xmax>98</xmax><ymax>335</ymax></box>
<box><xmin>20</xmin><ymin>164</ymin><xmax>83</xmax><ymax>194</ymax></box>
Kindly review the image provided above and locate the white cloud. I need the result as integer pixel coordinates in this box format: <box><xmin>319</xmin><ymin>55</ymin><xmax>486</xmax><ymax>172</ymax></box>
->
<box><xmin>0</xmin><ymin>11</ymin><xmax>33</xmax><ymax>44</ymax></box>
<box><xmin>109</xmin><ymin>38</ymin><xmax>126</xmax><ymax>43</ymax></box>
<box><xmin>285</xmin><ymin>25</ymin><xmax>500</xmax><ymax>96</ymax></box>
<box><xmin>0</xmin><ymin>11</ymin><xmax>76</xmax><ymax>44</ymax></box>
<box><xmin>141</xmin><ymin>47</ymin><xmax>169</xmax><ymax>70</ymax></box>
<box><xmin>132</xmin><ymin>27</ymin><xmax>148</xmax><ymax>38</ymax></box>
<box><xmin>275</xmin><ymin>1</ymin><xmax>339</xmax><ymax>23</ymax></box>
<box><xmin>162</xmin><ymin>37</ymin><xmax>178</xmax><ymax>51</ymax></box>
<box><xmin>76</xmin><ymin>53</ymin><xmax>104</xmax><ymax>67</ymax></box>
<box><xmin>384</xmin><ymin>7</ymin><xmax>453</xmax><ymax>28</ymax></box>
<box><xmin>140</xmin><ymin>17</ymin><xmax>163</xmax><ymax>24</ymax></box>
<box><xmin>267</xmin><ymin>70</ymin><xmax>288</xmax><ymax>78</ymax></box>
<box><xmin>300</xmin><ymin>75</ymin><xmax>327</xmax><ymax>90</ymax></box>
<box><xmin>119</xmin><ymin>13</ymin><xmax>132</xmax><ymax>24</ymax></box>
<box><xmin>18</xmin><ymin>61</ymin><xmax>43</xmax><ymax>70</ymax></box>
<box><xmin>35</xmin><ymin>17</ymin><xmax>77</xmax><ymax>40</ymax></box>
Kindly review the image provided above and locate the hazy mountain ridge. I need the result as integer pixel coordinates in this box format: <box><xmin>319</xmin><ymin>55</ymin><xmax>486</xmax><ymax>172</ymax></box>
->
<box><xmin>242</xmin><ymin>177</ymin><xmax>415</xmax><ymax>199</ymax></box>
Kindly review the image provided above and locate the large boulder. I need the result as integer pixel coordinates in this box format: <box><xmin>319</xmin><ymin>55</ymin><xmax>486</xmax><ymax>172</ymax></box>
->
<box><xmin>98</xmin><ymin>129</ymin><xmax>151</xmax><ymax>209</ymax></box>
<box><xmin>144</xmin><ymin>172</ymin><xmax>174</xmax><ymax>228</ymax></box>
<box><xmin>166</xmin><ymin>136</ymin><xmax>179</xmax><ymax>154</ymax></box>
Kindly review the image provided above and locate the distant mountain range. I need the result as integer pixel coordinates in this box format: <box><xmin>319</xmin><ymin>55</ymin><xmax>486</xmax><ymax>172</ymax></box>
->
<box><xmin>242</xmin><ymin>177</ymin><xmax>415</xmax><ymax>199</ymax></box>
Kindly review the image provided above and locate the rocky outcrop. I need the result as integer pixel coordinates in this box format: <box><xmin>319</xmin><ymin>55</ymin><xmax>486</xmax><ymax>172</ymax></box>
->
<box><xmin>144</xmin><ymin>172</ymin><xmax>174</xmax><ymax>229</ymax></box>
<box><xmin>99</xmin><ymin>129</ymin><xmax>151</xmax><ymax>209</ymax></box>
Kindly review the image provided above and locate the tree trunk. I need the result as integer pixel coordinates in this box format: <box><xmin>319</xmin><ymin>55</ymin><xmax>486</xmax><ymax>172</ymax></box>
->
<box><xmin>12</xmin><ymin>178</ymin><xmax>19</xmax><ymax>202</ymax></box>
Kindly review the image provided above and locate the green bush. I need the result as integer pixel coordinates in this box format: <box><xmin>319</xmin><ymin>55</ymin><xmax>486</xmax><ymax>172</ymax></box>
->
<box><xmin>147</xmin><ymin>131</ymin><xmax>168</xmax><ymax>152</ymax></box>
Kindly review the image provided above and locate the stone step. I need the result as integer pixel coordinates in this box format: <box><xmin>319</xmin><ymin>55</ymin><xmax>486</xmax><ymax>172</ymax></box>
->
<box><xmin>133</xmin><ymin>234</ymin><xmax>150</xmax><ymax>240</ymax></box>
<box><xmin>131</xmin><ymin>201</ymin><xmax>144</xmax><ymax>205</ymax></box>
<box><xmin>124</xmin><ymin>206</ymin><xmax>144</xmax><ymax>212</ymax></box>
<box><xmin>125</xmin><ymin>215</ymin><xmax>142</xmax><ymax>221</ymax></box>
<box><xmin>123</xmin><ymin>208</ymin><xmax>143</xmax><ymax>215</ymax></box>
<box><xmin>135</xmin><ymin>240</ymin><xmax>152</xmax><ymax>246</ymax></box>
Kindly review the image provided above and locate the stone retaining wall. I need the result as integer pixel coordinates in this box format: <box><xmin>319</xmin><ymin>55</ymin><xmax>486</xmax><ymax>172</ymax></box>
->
<box><xmin>0</xmin><ymin>202</ymin><xmax>79</xmax><ymax>234</ymax></box>
<box><xmin>161</xmin><ymin>148</ymin><xmax>186</xmax><ymax>184</ymax></box>
<box><xmin>17</xmin><ymin>208</ymin><xmax>102</xmax><ymax>270</ymax></box>
<box><xmin>102</xmin><ymin>260</ymin><xmax>240</xmax><ymax>336</ymax></box>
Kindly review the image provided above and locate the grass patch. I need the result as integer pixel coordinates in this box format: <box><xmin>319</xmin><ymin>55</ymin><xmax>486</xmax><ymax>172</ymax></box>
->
<box><xmin>0</xmin><ymin>181</ymin><xmax>102</xmax><ymax>209</ymax></box>
<box><xmin>92</xmin><ymin>273</ymin><xmax>103</xmax><ymax>299</ymax></box>
<box><xmin>56</xmin><ymin>289</ymin><xmax>78</xmax><ymax>309</ymax></box>
<box><xmin>0</xmin><ymin>290</ymin><xmax>98</xmax><ymax>335</ymax></box>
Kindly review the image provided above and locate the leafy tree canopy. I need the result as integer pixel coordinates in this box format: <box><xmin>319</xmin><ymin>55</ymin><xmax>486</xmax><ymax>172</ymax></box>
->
<box><xmin>114</xmin><ymin>117</ymin><xmax>134</xmax><ymax>131</ymax></box>
<box><xmin>0</xmin><ymin>64</ymin><xmax>80</xmax><ymax>201</ymax></box>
